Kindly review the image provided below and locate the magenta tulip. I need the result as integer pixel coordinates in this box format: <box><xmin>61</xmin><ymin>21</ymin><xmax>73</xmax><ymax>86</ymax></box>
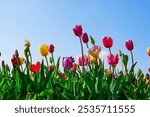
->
<box><xmin>48</xmin><ymin>44</ymin><xmax>54</xmax><ymax>53</ymax></box>
<box><xmin>80</xmin><ymin>32</ymin><xmax>88</xmax><ymax>43</ymax></box>
<box><xmin>102</xmin><ymin>36</ymin><xmax>113</xmax><ymax>48</ymax></box>
<box><xmin>77</xmin><ymin>55</ymin><xmax>89</xmax><ymax>66</ymax></box>
<box><xmin>62</xmin><ymin>57</ymin><xmax>74</xmax><ymax>69</ymax></box>
<box><xmin>73</xmin><ymin>25</ymin><xmax>82</xmax><ymax>37</ymax></box>
<box><xmin>107</xmin><ymin>53</ymin><xmax>119</xmax><ymax>66</ymax></box>
<box><xmin>125</xmin><ymin>40</ymin><xmax>134</xmax><ymax>51</ymax></box>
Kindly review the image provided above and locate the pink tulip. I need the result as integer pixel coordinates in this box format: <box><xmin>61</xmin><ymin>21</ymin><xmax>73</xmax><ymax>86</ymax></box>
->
<box><xmin>48</xmin><ymin>44</ymin><xmax>54</xmax><ymax>53</ymax></box>
<box><xmin>80</xmin><ymin>32</ymin><xmax>88</xmax><ymax>43</ymax></box>
<box><xmin>73</xmin><ymin>25</ymin><xmax>82</xmax><ymax>37</ymax></box>
<box><xmin>124</xmin><ymin>40</ymin><xmax>134</xmax><ymax>51</ymax></box>
<box><xmin>88</xmin><ymin>46</ymin><xmax>101</xmax><ymax>58</ymax></box>
<box><xmin>77</xmin><ymin>55</ymin><xmax>89</xmax><ymax>66</ymax></box>
<box><xmin>102</xmin><ymin>36</ymin><xmax>113</xmax><ymax>48</ymax></box>
<box><xmin>62</xmin><ymin>57</ymin><xmax>74</xmax><ymax>69</ymax></box>
<box><xmin>107</xmin><ymin>53</ymin><xmax>119</xmax><ymax>65</ymax></box>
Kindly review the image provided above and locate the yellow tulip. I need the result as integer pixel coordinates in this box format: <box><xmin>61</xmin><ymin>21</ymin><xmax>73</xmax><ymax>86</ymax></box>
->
<box><xmin>39</xmin><ymin>44</ymin><xmax>49</xmax><ymax>57</ymax></box>
<box><xmin>147</xmin><ymin>47</ymin><xmax>150</xmax><ymax>56</ymax></box>
<box><xmin>19</xmin><ymin>57</ymin><xmax>25</xmax><ymax>65</ymax></box>
<box><xmin>105</xmin><ymin>69</ymin><xmax>112</xmax><ymax>75</ymax></box>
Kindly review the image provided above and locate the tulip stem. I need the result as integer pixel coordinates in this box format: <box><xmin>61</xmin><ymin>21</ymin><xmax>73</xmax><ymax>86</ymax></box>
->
<box><xmin>79</xmin><ymin>37</ymin><xmax>84</xmax><ymax>72</ymax></box>
<box><xmin>131</xmin><ymin>50</ymin><xmax>134</xmax><ymax>74</ymax></box>
<box><xmin>109</xmin><ymin>48</ymin><xmax>112</xmax><ymax>70</ymax></box>
<box><xmin>51</xmin><ymin>53</ymin><xmax>55</xmax><ymax>66</ymax></box>
<box><xmin>29</xmin><ymin>50</ymin><xmax>32</xmax><ymax>64</ymax></box>
<box><xmin>86</xmin><ymin>43</ymin><xmax>89</xmax><ymax>49</ymax></box>
<box><xmin>45</xmin><ymin>56</ymin><xmax>49</xmax><ymax>67</ymax></box>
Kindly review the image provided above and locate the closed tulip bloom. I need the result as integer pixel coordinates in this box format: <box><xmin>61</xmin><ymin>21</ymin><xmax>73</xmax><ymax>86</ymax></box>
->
<box><xmin>102</xmin><ymin>36</ymin><xmax>113</xmax><ymax>48</ymax></box>
<box><xmin>107</xmin><ymin>53</ymin><xmax>119</xmax><ymax>66</ymax></box>
<box><xmin>11</xmin><ymin>55</ymin><xmax>19</xmax><ymax>68</ymax></box>
<box><xmin>72</xmin><ymin>63</ymin><xmax>78</xmax><ymax>70</ymax></box>
<box><xmin>48</xmin><ymin>44</ymin><xmax>55</xmax><ymax>53</ymax></box>
<box><xmin>80</xmin><ymin>32</ymin><xmax>89</xmax><ymax>43</ymax></box>
<box><xmin>39</xmin><ymin>44</ymin><xmax>49</xmax><ymax>57</ymax></box>
<box><xmin>77</xmin><ymin>55</ymin><xmax>89</xmax><ymax>66</ymax></box>
<box><xmin>147</xmin><ymin>47</ymin><xmax>150</xmax><ymax>56</ymax></box>
<box><xmin>88</xmin><ymin>46</ymin><xmax>101</xmax><ymax>58</ymax></box>
<box><xmin>89</xmin><ymin>54</ymin><xmax>97</xmax><ymax>63</ymax></box>
<box><xmin>73</xmin><ymin>25</ymin><xmax>82</xmax><ymax>37</ymax></box>
<box><xmin>62</xmin><ymin>57</ymin><xmax>74</xmax><ymax>69</ymax></box>
<box><xmin>125</xmin><ymin>40</ymin><xmax>134</xmax><ymax>51</ymax></box>
<box><xmin>148</xmin><ymin>68</ymin><xmax>150</xmax><ymax>72</ymax></box>
<box><xmin>24</xmin><ymin>39</ymin><xmax>30</xmax><ymax>47</ymax></box>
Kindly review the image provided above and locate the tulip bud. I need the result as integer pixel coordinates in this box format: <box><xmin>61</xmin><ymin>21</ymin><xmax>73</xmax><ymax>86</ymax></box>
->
<box><xmin>147</xmin><ymin>47</ymin><xmax>150</xmax><ymax>56</ymax></box>
<box><xmin>118</xmin><ymin>49</ymin><xmax>122</xmax><ymax>56</ymax></box>
<box><xmin>24</xmin><ymin>39</ymin><xmax>30</xmax><ymax>47</ymax></box>
<box><xmin>73</xmin><ymin>25</ymin><xmax>82</xmax><ymax>37</ymax></box>
<box><xmin>124</xmin><ymin>40</ymin><xmax>134</xmax><ymax>51</ymax></box>
<box><xmin>90</xmin><ymin>36</ymin><xmax>95</xmax><ymax>45</ymax></box>
<box><xmin>80</xmin><ymin>32</ymin><xmax>89</xmax><ymax>43</ymax></box>
<box><xmin>49</xmin><ymin>56</ymin><xmax>54</xmax><ymax>64</ymax></box>
<box><xmin>48</xmin><ymin>44</ymin><xmax>55</xmax><ymax>53</ymax></box>
<box><xmin>123</xmin><ymin>54</ymin><xmax>128</xmax><ymax>67</ymax></box>
<box><xmin>102</xmin><ymin>36</ymin><xmax>113</xmax><ymax>48</ymax></box>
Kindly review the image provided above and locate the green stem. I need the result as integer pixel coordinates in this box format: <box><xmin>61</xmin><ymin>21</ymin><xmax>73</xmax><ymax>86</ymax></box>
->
<box><xmin>29</xmin><ymin>50</ymin><xmax>32</xmax><ymax>64</ymax></box>
<box><xmin>51</xmin><ymin>53</ymin><xmax>55</xmax><ymax>66</ymax></box>
<box><xmin>79</xmin><ymin>37</ymin><xmax>84</xmax><ymax>73</ymax></box>
<box><xmin>86</xmin><ymin>43</ymin><xmax>89</xmax><ymax>49</ymax></box>
<box><xmin>131</xmin><ymin>50</ymin><xmax>134</xmax><ymax>74</ymax></box>
<box><xmin>45</xmin><ymin>56</ymin><xmax>49</xmax><ymax>67</ymax></box>
<box><xmin>109</xmin><ymin>48</ymin><xmax>112</xmax><ymax>71</ymax></box>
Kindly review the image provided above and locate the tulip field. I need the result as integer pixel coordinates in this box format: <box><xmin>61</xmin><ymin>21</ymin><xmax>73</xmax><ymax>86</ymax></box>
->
<box><xmin>0</xmin><ymin>24</ymin><xmax>150</xmax><ymax>100</ymax></box>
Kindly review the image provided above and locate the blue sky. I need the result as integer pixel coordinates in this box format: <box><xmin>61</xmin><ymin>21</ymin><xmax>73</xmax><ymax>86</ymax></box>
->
<box><xmin>0</xmin><ymin>0</ymin><xmax>150</xmax><ymax>73</ymax></box>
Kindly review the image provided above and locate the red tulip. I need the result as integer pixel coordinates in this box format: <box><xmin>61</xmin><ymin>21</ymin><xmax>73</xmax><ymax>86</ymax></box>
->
<box><xmin>48</xmin><ymin>44</ymin><xmax>54</xmax><ymax>53</ymax></box>
<box><xmin>31</xmin><ymin>61</ymin><xmax>41</xmax><ymax>72</ymax></box>
<box><xmin>11</xmin><ymin>55</ymin><xmax>19</xmax><ymax>68</ymax></box>
<box><xmin>125</xmin><ymin>40</ymin><xmax>134</xmax><ymax>51</ymax></box>
<box><xmin>107</xmin><ymin>53</ymin><xmax>119</xmax><ymax>66</ymax></box>
<box><xmin>102</xmin><ymin>36</ymin><xmax>113</xmax><ymax>48</ymax></box>
<box><xmin>80</xmin><ymin>32</ymin><xmax>88</xmax><ymax>43</ymax></box>
<box><xmin>73</xmin><ymin>25</ymin><xmax>82</xmax><ymax>37</ymax></box>
<box><xmin>148</xmin><ymin>68</ymin><xmax>150</xmax><ymax>72</ymax></box>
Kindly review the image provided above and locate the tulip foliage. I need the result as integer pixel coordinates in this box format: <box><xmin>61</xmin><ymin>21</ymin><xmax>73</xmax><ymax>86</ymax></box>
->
<box><xmin>0</xmin><ymin>25</ymin><xmax>150</xmax><ymax>100</ymax></box>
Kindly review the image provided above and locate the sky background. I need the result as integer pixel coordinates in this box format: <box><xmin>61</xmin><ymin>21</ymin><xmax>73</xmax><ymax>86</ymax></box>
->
<box><xmin>0</xmin><ymin>0</ymin><xmax>150</xmax><ymax>73</ymax></box>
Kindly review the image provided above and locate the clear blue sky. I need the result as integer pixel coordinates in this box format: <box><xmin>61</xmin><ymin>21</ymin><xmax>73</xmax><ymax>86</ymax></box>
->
<box><xmin>0</xmin><ymin>0</ymin><xmax>150</xmax><ymax>73</ymax></box>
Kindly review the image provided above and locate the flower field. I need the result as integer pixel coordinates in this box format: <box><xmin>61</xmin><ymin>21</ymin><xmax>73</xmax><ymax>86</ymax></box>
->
<box><xmin>0</xmin><ymin>24</ymin><xmax>150</xmax><ymax>100</ymax></box>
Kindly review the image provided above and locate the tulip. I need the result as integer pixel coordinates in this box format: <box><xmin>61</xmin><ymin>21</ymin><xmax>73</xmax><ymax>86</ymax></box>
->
<box><xmin>147</xmin><ymin>47</ymin><xmax>150</xmax><ymax>56</ymax></box>
<box><xmin>102</xmin><ymin>36</ymin><xmax>113</xmax><ymax>48</ymax></box>
<box><xmin>11</xmin><ymin>55</ymin><xmax>19</xmax><ymax>68</ymax></box>
<box><xmin>73</xmin><ymin>25</ymin><xmax>82</xmax><ymax>37</ymax></box>
<box><xmin>73</xmin><ymin>24</ymin><xmax>84</xmax><ymax>72</ymax></box>
<box><xmin>24</xmin><ymin>39</ymin><xmax>30</xmax><ymax>47</ymax></box>
<box><xmin>39</xmin><ymin>44</ymin><xmax>49</xmax><ymax>57</ymax></box>
<box><xmin>80</xmin><ymin>32</ymin><xmax>88</xmax><ymax>44</ymax></box>
<box><xmin>88</xmin><ymin>46</ymin><xmax>101</xmax><ymax>58</ymax></box>
<box><xmin>77</xmin><ymin>55</ymin><xmax>89</xmax><ymax>66</ymax></box>
<box><xmin>124</xmin><ymin>40</ymin><xmax>134</xmax><ymax>73</ymax></box>
<box><xmin>31</xmin><ymin>61</ymin><xmax>41</xmax><ymax>72</ymax></box>
<box><xmin>148</xmin><ymin>68</ymin><xmax>150</xmax><ymax>73</ymax></box>
<box><xmin>49</xmin><ymin>65</ymin><xmax>56</xmax><ymax>71</ymax></box>
<box><xmin>107</xmin><ymin>53</ymin><xmax>119</xmax><ymax>66</ymax></box>
<box><xmin>104</xmin><ymin>69</ymin><xmax>112</xmax><ymax>75</ymax></box>
<box><xmin>62</xmin><ymin>57</ymin><xmax>74</xmax><ymax>69</ymax></box>
<box><xmin>48</xmin><ymin>44</ymin><xmax>54</xmax><ymax>53</ymax></box>
<box><xmin>125</xmin><ymin>40</ymin><xmax>134</xmax><ymax>51</ymax></box>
